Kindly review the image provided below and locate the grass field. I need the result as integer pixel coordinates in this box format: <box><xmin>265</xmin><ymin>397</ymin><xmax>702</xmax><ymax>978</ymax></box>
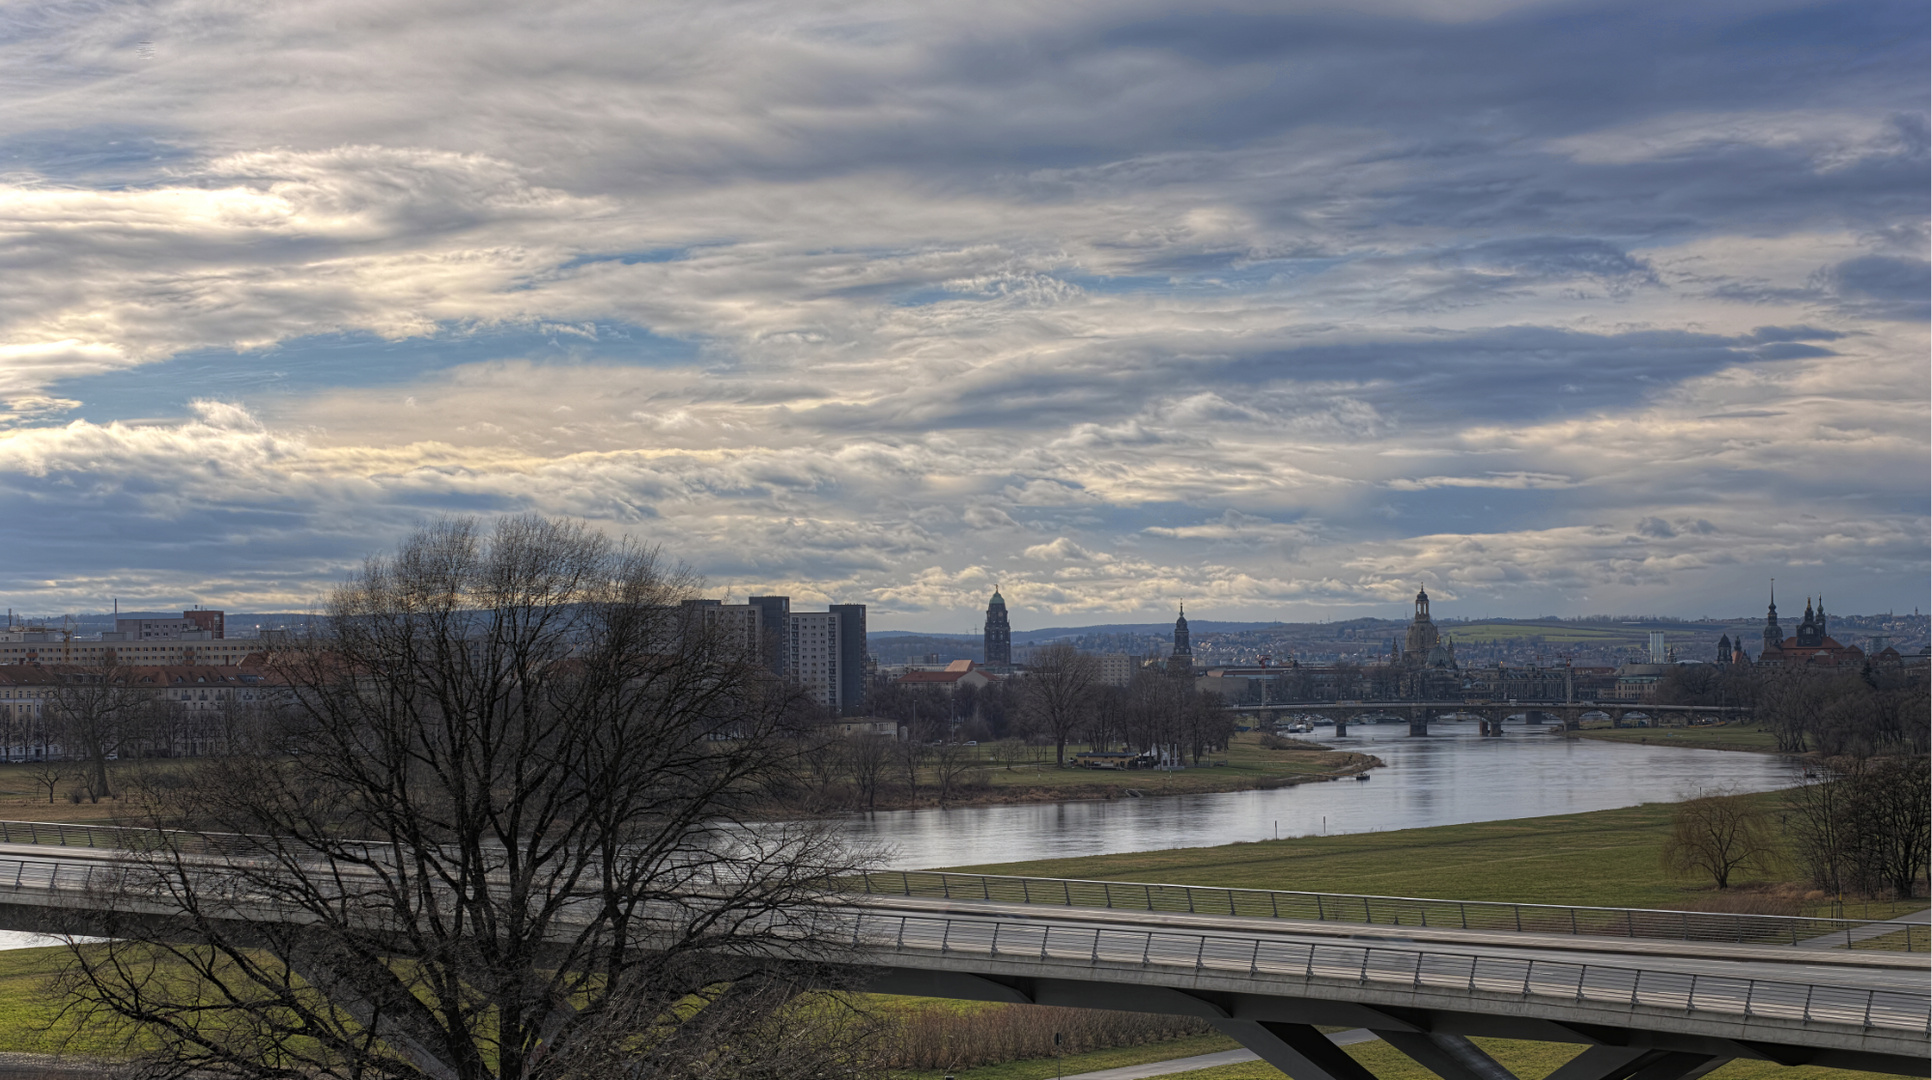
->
<box><xmin>944</xmin><ymin>795</ymin><xmax>1800</xmax><ymax>908</ymax></box>
<box><xmin>894</xmin><ymin>1032</ymin><xmax>1239</xmax><ymax>1079</ymax></box>
<box><xmin>1569</xmin><ymin>723</ymin><xmax>1784</xmax><ymax>754</ymax></box>
<box><xmin>855</xmin><ymin>733</ymin><xmax>1376</xmax><ymax>811</ymax></box>
<box><xmin>1160</xmin><ymin>1038</ymin><xmax>1899</xmax><ymax>1080</ymax></box>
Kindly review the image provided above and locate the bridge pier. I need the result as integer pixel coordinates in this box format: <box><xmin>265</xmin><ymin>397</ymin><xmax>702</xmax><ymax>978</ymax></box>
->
<box><xmin>1408</xmin><ymin>711</ymin><xmax>1429</xmax><ymax>737</ymax></box>
<box><xmin>1332</xmin><ymin>715</ymin><xmax>1348</xmax><ymax>736</ymax></box>
<box><xmin>1214</xmin><ymin>1020</ymin><xmax>1376</xmax><ymax>1080</ymax></box>
<box><xmin>1376</xmin><ymin>1031</ymin><xmax>1517</xmax><ymax>1080</ymax></box>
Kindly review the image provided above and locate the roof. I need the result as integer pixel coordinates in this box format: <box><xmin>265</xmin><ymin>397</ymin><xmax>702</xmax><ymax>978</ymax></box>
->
<box><xmin>899</xmin><ymin>669</ymin><xmax>971</xmax><ymax>684</ymax></box>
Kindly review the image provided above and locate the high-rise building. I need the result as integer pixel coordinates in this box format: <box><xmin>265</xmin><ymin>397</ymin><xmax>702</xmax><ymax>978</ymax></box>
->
<box><xmin>747</xmin><ymin>595</ymin><xmax>791</xmax><ymax>677</ymax></box>
<box><xmin>829</xmin><ymin>603</ymin><xmax>867</xmax><ymax>716</ymax></box>
<box><xmin>680</xmin><ymin>599</ymin><xmax>762</xmax><ymax>659</ymax></box>
<box><xmin>788</xmin><ymin>605</ymin><xmax>867</xmax><ymax>715</ymax></box>
<box><xmin>982</xmin><ymin>587</ymin><xmax>1011</xmax><ymax>669</ymax></box>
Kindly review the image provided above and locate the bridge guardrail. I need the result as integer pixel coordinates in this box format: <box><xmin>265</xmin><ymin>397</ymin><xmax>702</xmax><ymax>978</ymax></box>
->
<box><xmin>845</xmin><ymin>912</ymin><xmax>1931</xmax><ymax>1036</ymax></box>
<box><xmin>849</xmin><ymin>871</ymin><xmax>1929</xmax><ymax>952</ymax></box>
<box><xmin>0</xmin><ymin>852</ymin><xmax>1921</xmax><ymax>1039</ymax></box>
<box><xmin>0</xmin><ymin>820</ymin><xmax>261</xmax><ymax>857</ymax></box>
<box><xmin>7</xmin><ymin>821</ymin><xmax>1920</xmax><ymax>953</ymax></box>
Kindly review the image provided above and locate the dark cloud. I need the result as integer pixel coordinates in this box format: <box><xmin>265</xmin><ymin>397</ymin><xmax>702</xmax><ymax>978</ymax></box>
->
<box><xmin>1810</xmin><ymin>255</ymin><xmax>1931</xmax><ymax>320</ymax></box>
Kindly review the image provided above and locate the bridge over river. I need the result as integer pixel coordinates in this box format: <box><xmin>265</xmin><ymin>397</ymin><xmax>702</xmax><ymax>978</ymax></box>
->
<box><xmin>1230</xmin><ymin>702</ymin><xmax>1750</xmax><ymax>737</ymax></box>
<box><xmin>0</xmin><ymin>824</ymin><xmax>1920</xmax><ymax>1080</ymax></box>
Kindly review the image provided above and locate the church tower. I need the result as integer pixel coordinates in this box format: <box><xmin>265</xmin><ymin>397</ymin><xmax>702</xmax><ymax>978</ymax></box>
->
<box><xmin>1168</xmin><ymin>604</ymin><xmax>1193</xmax><ymax>677</ymax></box>
<box><xmin>982</xmin><ymin>587</ymin><xmax>1011</xmax><ymax>669</ymax></box>
<box><xmin>1761</xmin><ymin>586</ymin><xmax>1783</xmax><ymax>656</ymax></box>
<box><xmin>1403</xmin><ymin>585</ymin><xmax>1440</xmax><ymax>663</ymax></box>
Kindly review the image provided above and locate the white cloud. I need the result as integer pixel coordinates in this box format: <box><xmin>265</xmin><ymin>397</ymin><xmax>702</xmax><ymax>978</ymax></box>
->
<box><xmin>0</xmin><ymin>0</ymin><xmax>1920</xmax><ymax>623</ymax></box>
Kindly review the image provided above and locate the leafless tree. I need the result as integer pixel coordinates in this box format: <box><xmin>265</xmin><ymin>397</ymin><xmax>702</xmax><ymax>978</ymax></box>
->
<box><xmin>1842</xmin><ymin>756</ymin><xmax>1931</xmax><ymax>899</ymax></box>
<box><xmin>1786</xmin><ymin>756</ymin><xmax>1931</xmax><ymax>900</ymax></box>
<box><xmin>896</xmin><ymin>720</ymin><xmax>933</xmax><ymax>802</ymax></box>
<box><xmin>54</xmin><ymin>516</ymin><xmax>880</xmax><ymax>1080</ymax></box>
<box><xmin>842</xmin><ymin>733</ymin><xmax>894</xmax><ymax>811</ymax></box>
<box><xmin>930</xmin><ymin>739</ymin><xmax>980</xmax><ymax>806</ymax></box>
<box><xmin>43</xmin><ymin>662</ymin><xmax>144</xmax><ymax>800</ymax></box>
<box><xmin>1785</xmin><ymin>769</ymin><xmax>1860</xmax><ymax>898</ymax></box>
<box><xmin>1021</xmin><ymin>643</ymin><xmax>1099</xmax><ymax>765</ymax></box>
<box><xmin>1661</xmin><ymin>786</ymin><xmax>1779</xmax><ymax>889</ymax></box>
<box><xmin>23</xmin><ymin>760</ymin><xmax>67</xmax><ymax>804</ymax></box>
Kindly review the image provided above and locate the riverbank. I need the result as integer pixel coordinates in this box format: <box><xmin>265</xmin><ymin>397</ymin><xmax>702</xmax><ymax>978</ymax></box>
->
<box><xmin>942</xmin><ymin>791</ymin><xmax>1918</xmax><ymax>916</ymax></box>
<box><xmin>853</xmin><ymin>749</ymin><xmax>1383</xmax><ymax>815</ymax></box>
<box><xmin>1566</xmin><ymin>721</ymin><xmax>1785</xmax><ymax>754</ymax></box>
<box><xmin>795</xmin><ymin>733</ymin><xmax>1381</xmax><ymax>814</ymax></box>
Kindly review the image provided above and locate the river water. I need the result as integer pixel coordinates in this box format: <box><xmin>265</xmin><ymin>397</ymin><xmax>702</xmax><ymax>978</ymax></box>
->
<box><xmin>836</xmin><ymin>724</ymin><xmax>1805</xmax><ymax>870</ymax></box>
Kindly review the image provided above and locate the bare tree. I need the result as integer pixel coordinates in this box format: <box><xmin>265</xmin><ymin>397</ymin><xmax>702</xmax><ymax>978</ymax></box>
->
<box><xmin>1022</xmin><ymin>643</ymin><xmax>1099</xmax><ymax>765</ymax></box>
<box><xmin>1845</xmin><ymin>756</ymin><xmax>1931</xmax><ymax>899</ymax></box>
<box><xmin>43</xmin><ymin>662</ymin><xmax>143</xmax><ymax>800</ymax></box>
<box><xmin>1662</xmin><ymin>787</ymin><xmax>1779</xmax><ymax>889</ymax></box>
<box><xmin>843</xmin><ymin>733</ymin><xmax>894</xmax><ymax>811</ymax></box>
<box><xmin>930</xmin><ymin>739</ymin><xmax>979</xmax><ymax>806</ymax></box>
<box><xmin>56</xmin><ymin>516</ymin><xmax>880</xmax><ymax>1080</ymax></box>
<box><xmin>23</xmin><ymin>760</ymin><xmax>67</xmax><ymax>804</ymax></box>
<box><xmin>1785</xmin><ymin>769</ymin><xmax>1859</xmax><ymax>898</ymax></box>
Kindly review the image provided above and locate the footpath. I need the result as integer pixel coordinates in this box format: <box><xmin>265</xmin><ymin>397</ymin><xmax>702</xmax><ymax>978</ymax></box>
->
<box><xmin>1060</xmin><ymin>1029</ymin><xmax>1378</xmax><ymax>1080</ymax></box>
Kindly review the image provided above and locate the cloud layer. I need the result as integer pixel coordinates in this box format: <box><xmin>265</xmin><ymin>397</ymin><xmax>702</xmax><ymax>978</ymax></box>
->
<box><xmin>0</xmin><ymin>0</ymin><xmax>1924</xmax><ymax>626</ymax></box>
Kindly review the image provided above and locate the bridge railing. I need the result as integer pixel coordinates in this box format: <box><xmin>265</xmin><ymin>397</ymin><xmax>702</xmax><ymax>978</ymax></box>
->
<box><xmin>847</xmin><ymin>871</ymin><xmax>1929</xmax><ymax>952</ymax></box>
<box><xmin>0</xmin><ymin>850</ymin><xmax>1920</xmax><ymax>1039</ymax></box>
<box><xmin>0</xmin><ymin>819</ymin><xmax>261</xmax><ymax>857</ymax></box>
<box><xmin>7</xmin><ymin>821</ymin><xmax>1919</xmax><ymax>953</ymax></box>
<box><xmin>842</xmin><ymin>911</ymin><xmax>1932</xmax><ymax>1036</ymax></box>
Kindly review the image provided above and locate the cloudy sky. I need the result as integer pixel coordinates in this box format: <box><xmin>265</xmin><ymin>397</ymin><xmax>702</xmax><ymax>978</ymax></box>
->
<box><xmin>1</xmin><ymin>0</ymin><xmax>1925</xmax><ymax>630</ymax></box>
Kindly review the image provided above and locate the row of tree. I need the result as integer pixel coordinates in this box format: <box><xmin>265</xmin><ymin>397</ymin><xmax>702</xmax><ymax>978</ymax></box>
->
<box><xmin>1653</xmin><ymin>661</ymin><xmax>1928</xmax><ymax>755</ymax></box>
<box><xmin>863</xmin><ymin>643</ymin><xmax>1238</xmax><ymax>768</ymax></box>
<box><xmin>1665</xmin><ymin>759</ymin><xmax>1931</xmax><ymax>900</ymax></box>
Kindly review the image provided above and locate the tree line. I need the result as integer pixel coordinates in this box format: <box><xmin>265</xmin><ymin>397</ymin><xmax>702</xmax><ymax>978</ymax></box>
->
<box><xmin>1657</xmin><ymin>661</ymin><xmax>1929</xmax><ymax>901</ymax></box>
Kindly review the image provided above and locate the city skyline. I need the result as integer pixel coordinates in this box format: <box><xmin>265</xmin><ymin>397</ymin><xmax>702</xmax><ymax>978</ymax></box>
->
<box><xmin>2</xmin><ymin>0</ymin><xmax>1926</xmax><ymax>627</ymax></box>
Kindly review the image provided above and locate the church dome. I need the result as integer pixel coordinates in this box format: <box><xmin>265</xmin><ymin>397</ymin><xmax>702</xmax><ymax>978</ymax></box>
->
<box><xmin>988</xmin><ymin>589</ymin><xmax>1005</xmax><ymax>608</ymax></box>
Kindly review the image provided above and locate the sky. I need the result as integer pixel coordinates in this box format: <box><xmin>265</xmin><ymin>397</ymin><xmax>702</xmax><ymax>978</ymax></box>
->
<box><xmin>0</xmin><ymin>0</ymin><xmax>1926</xmax><ymax>632</ymax></box>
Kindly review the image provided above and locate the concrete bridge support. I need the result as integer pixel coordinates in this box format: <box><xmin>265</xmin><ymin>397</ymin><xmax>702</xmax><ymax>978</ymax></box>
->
<box><xmin>1376</xmin><ymin>1031</ymin><xmax>1518</xmax><ymax>1080</ymax></box>
<box><xmin>1333</xmin><ymin>714</ymin><xmax>1349</xmax><ymax>736</ymax></box>
<box><xmin>1408</xmin><ymin>712</ymin><xmax>1429</xmax><ymax>737</ymax></box>
<box><xmin>1215</xmin><ymin>1020</ymin><xmax>1378</xmax><ymax>1080</ymax></box>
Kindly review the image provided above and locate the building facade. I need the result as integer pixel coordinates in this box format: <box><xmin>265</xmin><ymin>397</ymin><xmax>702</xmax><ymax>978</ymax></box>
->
<box><xmin>786</xmin><ymin>603</ymin><xmax>868</xmax><ymax>715</ymax></box>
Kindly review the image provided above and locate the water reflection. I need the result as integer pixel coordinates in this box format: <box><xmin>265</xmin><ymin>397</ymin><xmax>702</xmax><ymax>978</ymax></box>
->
<box><xmin>836</xmin><ymin>725</ymin><xmax>1803</xmax><ymax>870</ymax></box>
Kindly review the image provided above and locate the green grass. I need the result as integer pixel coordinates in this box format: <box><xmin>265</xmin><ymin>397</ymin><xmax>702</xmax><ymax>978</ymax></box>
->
<box><xmin>946</xmin><ymin>795</ymin><xmax>1801</xmax><ymax>909</ymax></box>
<box><xmin>1161</xmin><ymin>1038</ymin><xmax>1891</xmax><ymax>1080</ymax></box>
<box><xmin>1569</xmin><ymin>723</ymin><xmax>1783</xmax><ymax>754</ymax></box>
<box><xmin>894</xmin><ymin>1032</ymin><xmax>1238</xmax><ymax>1080</ymax></box>
<box><xmin>901</xmin><ymin>1032</ymin><xmax>1903</xmax><ymax>1080</ymax></box>
<box><xmin>0</xmin><ymin>946</ymin><xmax>97</xmax><ymax>1054</ymax></box>
<box><xmin>898</xmin><ymin>734</ymin><xmax>1372</xmax><ymax>808</ymax></box>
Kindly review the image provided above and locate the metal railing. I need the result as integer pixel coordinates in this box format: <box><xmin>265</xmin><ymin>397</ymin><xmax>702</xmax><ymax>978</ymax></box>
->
<box><xmin>844</xmin><ymin>911</ymin><xmax>1932</xmax><ymax>1035</ymax></box>
<box><xmin>848</xmin><ymin>871</ymin><xmax>1930</xmax><ymax>952</ymax></box>
<box><xmin>0</xmin><ymin>819</ymin><xmax>261</xmax><ymax>856</ymax></box>
<box><xmin>8</xmin><ymin>822</ymin><xmax>1923</xmax><ymax>953</ymax></box>
<box><xmin>0</xmin><ymin>851</ymin><xmax>1922</xmax><ymax>1039</ymax></box>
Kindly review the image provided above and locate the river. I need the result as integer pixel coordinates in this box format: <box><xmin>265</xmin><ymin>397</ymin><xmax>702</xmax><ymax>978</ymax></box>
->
<box><xmin>835</xmin><ymin>724</ymin><xmax>1805</xmax><ymax>870</ymax></box>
